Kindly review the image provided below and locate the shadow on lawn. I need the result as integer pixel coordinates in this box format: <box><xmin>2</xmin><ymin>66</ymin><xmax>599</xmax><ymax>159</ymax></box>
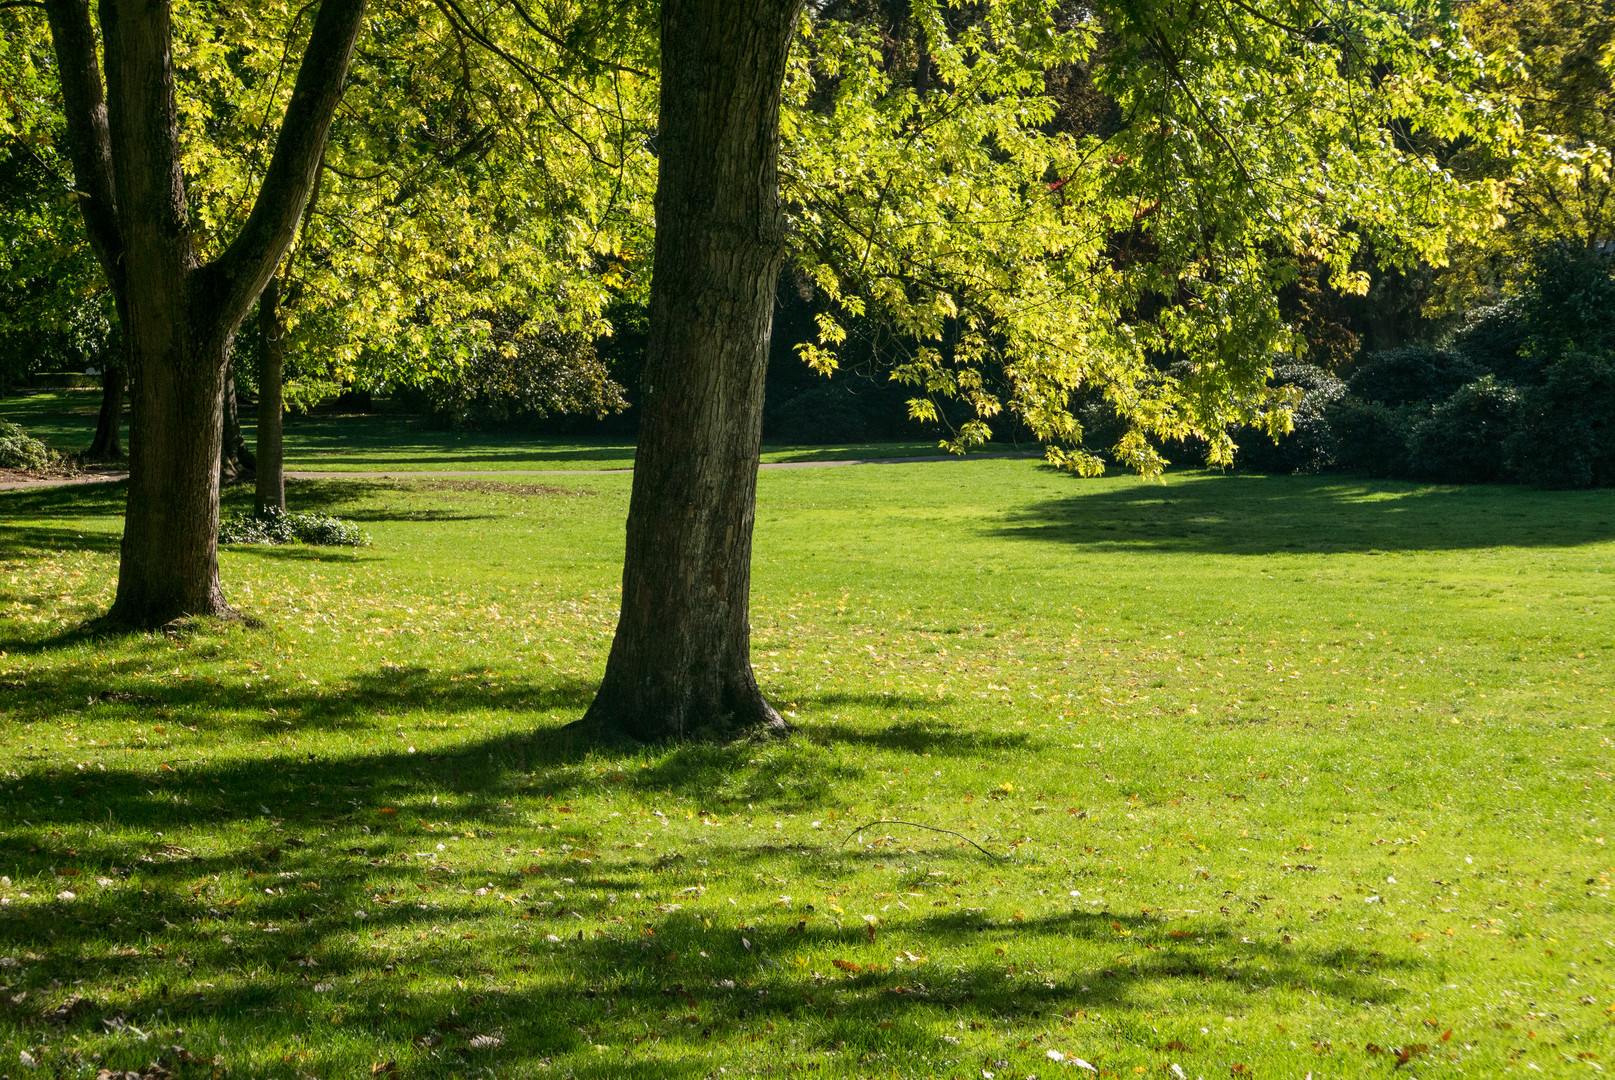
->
<box><xmin>996</xmin><ymin>471</ymin><xmax>1615</xmax><ymax>555</ymax></box>
<box><xmin>0</xmin><ymin>805</ymin><xmax>1414</xmax><ymax>1078</ymax></box>
<box><xmin>0</xmin><ymin>661</ymin><xmax>1419</xmax><ymax>1075</ymax></box>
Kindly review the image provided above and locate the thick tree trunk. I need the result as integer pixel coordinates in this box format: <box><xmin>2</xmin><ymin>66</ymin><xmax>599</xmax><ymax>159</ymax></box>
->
<box><xmin>86</xmin><ymin>362</ymin><xmax>125</xmax><ymax>461</ymax></box>
<box><xmin>111</xmin><ymin>333</ymin><xmax>233</xmax><ymax>623</ymax></box>
<box><xmin>577</xmin><ymin>0</ymin><xmax>801</xmax><ymax>743</ymax></box>
<box><xmin>255</xmin><ymin>276</ymin><xmax>286</xmax><ymax>514</ymax></box>
<box><xmin>43</xmin><ymin>0</ymin><xmax>367</xmax><ymax>628</ymax></box>
<box><xmin>219</xmin><ymin>360</ymin><xmax>255</xmax><ymax>484</ymax></box>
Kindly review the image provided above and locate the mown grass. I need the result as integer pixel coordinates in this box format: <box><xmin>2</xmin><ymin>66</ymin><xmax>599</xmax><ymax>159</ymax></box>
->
<box><xmin>0</xmin><ymin>460</ymin><xmax>1612</xmax><ymax>1079</ymax></box>
<box><xmin>0</xmin><ymin>392</ymin><xmax>945</xmax><ymax>472</ymax></box>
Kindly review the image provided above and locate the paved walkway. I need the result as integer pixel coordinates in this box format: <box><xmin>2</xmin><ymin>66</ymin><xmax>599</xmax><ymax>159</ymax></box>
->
<box><xmin>0</xmin><ymin>451</ymin><xmax>1038</xmax><ymax>492</ymax></box>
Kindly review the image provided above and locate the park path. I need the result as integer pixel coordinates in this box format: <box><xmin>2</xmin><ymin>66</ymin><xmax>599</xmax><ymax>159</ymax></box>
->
<box><xmin>0</xmin><ymin>451</ymin><xmax>1037</xmax><ymax>492</ymax></box>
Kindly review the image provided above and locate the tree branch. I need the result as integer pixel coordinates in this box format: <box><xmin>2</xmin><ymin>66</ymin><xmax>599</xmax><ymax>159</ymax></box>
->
<box><xmin>198</xmin><ymin>0</ymin><xmax>369</xmax><ymax>333</ymax></box>
<box><xmin>42</xmin><ymin>0</ymin><xmax>123</xmax><ymax>297</ymax></box>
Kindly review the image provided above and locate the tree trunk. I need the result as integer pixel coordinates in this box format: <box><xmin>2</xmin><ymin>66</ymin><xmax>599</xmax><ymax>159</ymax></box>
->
<box><xmin>86</xmin><ymin>362</ymin><xmax>125</xmax><ymax>461</ymax></box>
<box><xmin>255</xmin><ymin>276</ymin><xmax>286</xmax><ymax>514</ymax></box>
<box><xmin>43</xmin><ymin>0</ymin><xmax>368</xmax><ymax>628</ymax></box>
<box><xmin>219</xmin><ymin>359</ymin><xmax>255</xmax><ymax>484</ymax></box>
<box><xmin>577</xmin><ymin>0</ymin><xmax>801</xmax><ymax>743</ymax></box>
<box><xmin>112</xmin><ymin>332</ymin><xmax>233</xmax><ymax>623</ymax></box>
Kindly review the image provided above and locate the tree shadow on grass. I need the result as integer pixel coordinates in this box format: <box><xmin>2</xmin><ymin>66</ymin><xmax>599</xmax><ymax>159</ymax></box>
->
<box><xmin>803</xmin><ymin>717</ymin><xmax>1034</xmax><ymax>757</ymax></box>
<box><xmin>0</xmin><ymin>823</ymin><xmax>1416</xmax><ymax>1078</ymax></box>
<box><xmin>993</xmin><ymin>472</ymin><xmax>1615</xmax><ymax>555</ymax></box>
<box><xmin>0</xmin><ymin>478</ymin><xmax>128</xmax><ymax>518</ymax></box>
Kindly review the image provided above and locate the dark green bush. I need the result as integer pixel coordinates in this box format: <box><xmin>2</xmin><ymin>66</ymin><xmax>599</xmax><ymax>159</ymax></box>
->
<box><xmin>1523</xmin><ymin>244</ymin><xmax>1615</xmax><ymax>354</ymax></box>
<box><xmin>219</xmin><ymin>508</ymin><xmax>371</xmax><ymax>547</ymax></box>
<box><xmin>1505</xmin><ymin>350</ymin><xmax>1615</xmax><ymax>489</ymax></box>
<box><xmin>0</xmin><ymin>420</ymin><xmax>54</xmax><ymax>471</ymax></box>
<box><xmin>1345</xmin><ymin>347</ymin><xmax>1480</xmax><ymax>407</ymax></box>
<box><xmin>1234</xmin><ymin>364</ymin><xmax>1345</xmax><ymax>473</ymax></box>
<box><xmin>1452</xmin><ymin>299</ymin><xmax>1537</xmax><ymax>384</ymax></box>
<box><xmin>1325</xmin><ymin>397</ymin><xmax>1417</xmax><ymax>477</ymax></box>
<box><xmin>769</xmin><ymin>385</ymin><xmax>870</xmax><ymax>444</ymax></box>
<box><xmin>1406</xmin><ymin>376</ymin><xmax>1522</xmax><ymax>483</ymax></box>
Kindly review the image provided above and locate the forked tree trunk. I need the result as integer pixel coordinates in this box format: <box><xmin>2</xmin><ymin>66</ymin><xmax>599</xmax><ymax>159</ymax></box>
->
<box><xmin>86</xmin><ymin>361</ymin><xmax>124</xmax><ymax>460</ymax></box>
<box><xmin>220</xmin><ymin>359</ymin><xmax>255</xmax><ymax>484</ymax></box>
<box><xmin>255</xmin><ymin>276</ymin><xmax>286</xmax><ymax>514</ymax></box>
<box><xmin>577</xmin><ymin>0</ymin><xmax>801</xmax><ymax>743</ymax></box>
<box><xmin>43</xmin><ymin>0</ymin><xmax>367</xmax><ymax>628</ymax></box>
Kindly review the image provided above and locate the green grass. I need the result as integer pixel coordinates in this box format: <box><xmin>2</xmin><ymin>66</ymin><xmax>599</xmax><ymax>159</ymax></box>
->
<box><xmin>0</xmin><ymin>460</ymin><xmax>1612</xmax><ymax>1078</ymax></box>
<box><xmin>0</xmin><ymin>392</ymin><xmax>948</xmax><ymax>472</ymax></box>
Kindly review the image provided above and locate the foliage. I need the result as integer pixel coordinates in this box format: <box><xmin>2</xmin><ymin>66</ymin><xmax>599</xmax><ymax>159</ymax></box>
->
<box><xmin>231</xmin><ymin>1</ymin><xmax>655</xmax><ymax>412</ymax></box>
<box><xmin>768</xmin><ymin>384</ymin><xmax>872</xmax><ymax>444</ymax></box>
<box><xmin>1450</xmin><ymin>298</ymin><xmax>1534</xmax><ymax>383</ymax></box>
<box><xmin>1435</xmin><ymin>0</ymin><xmax>1615</xmax><ymax>311</ymax></box>
<box><xmin>783</xmin><ymin>0</ymin><xmax>1505</xmax><ymax>476</ymax></box>
<box><xmin>1232</xmin><ymin>364</ymin><xmax>1345</xmax><ymax>474</ymax></box>
<box><xmin>1505</xmin><ymin>348</ymin><xmax>1615</xmax><ymax>487</ymax></box>
<box><xmin>1325</xmin><ymin>396</ymin><xmax>1417</xmax><ymax>477</ymax></box>
<box><xmin>407</xmin><ymin>325</ymin><xmax>626</xmax><ymax>430</ymax></box>
<box><xmin>1406</xmin><ymin>375</ymin><xmax>1522</xmax><ymax>482</ymax></box>
<box><xmin>0</xmin><ymin>419</ymin><xmax>53</xmax><ymax>471</ymax></box>
<box><xmin>1344</xmin><ymin>347</ymin><xmax>1481</xmax><ymax>407</ymax></box>
<box><xmin>0</xmin><ymin>17</ymin><xmax>113</xmax><ymax>391</ymax></box>
<box><xmin>5</xmin><ymin>1</ymin><xmax>651</xmax><ymax>417</ymax></box>
<box><xmin>218</xmin><ymin>506</ymin><xmax>371</xmax><ymax>547</ymax></box>
<box><xmin>1</xmin><ymin>462</ymin><xmax>1612</xmax><ymax>1076</ymax></box>
<box><xmin>1520</xmin><ymin>242</ymin><xmax>1615</xmax><ymax>354</ymax></box>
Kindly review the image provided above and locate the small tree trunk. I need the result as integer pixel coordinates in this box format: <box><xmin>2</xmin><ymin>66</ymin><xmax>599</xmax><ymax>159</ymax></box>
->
<box><xmin>86</xmin><ymin>362</ymin><xmax>125</xmax><ymax>461</ymax></box>
<box><xmin>219</xmin><ymin>359</ymin><xmax>255</xmax><ymax>484</ymax></box>
<box><xmin>577</xmin><ymin>0</ymin><xmax>801</xmax><ymax>743</ymax></box>
<box><xmin>255</xmin><ymin>276</ymin><xmax>286</xmax><ymax>514</ymax></box>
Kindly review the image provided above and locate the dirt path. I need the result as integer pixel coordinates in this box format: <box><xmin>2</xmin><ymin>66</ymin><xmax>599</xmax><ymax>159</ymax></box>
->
<box><xmin>0</xmin><ymin>452</ymin><xmax>1038</xmax><ymax>493</ymax></box>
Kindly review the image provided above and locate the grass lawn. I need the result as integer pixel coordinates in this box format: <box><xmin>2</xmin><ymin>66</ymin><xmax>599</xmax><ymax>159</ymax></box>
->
<box><xmin>0</xmin><ymin>459</ymin><xmax>1612</xmax><ymax>1078</ymax></box>
<box><xmin>0</xmin><ymin>392</ymin><xmax>948</xmax><ymax>472</ymax></box>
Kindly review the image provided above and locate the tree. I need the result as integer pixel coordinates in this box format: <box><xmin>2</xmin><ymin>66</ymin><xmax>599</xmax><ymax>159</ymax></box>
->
<box><xmin>576</xmin><ymin>0</ymin><xmax>802</xmax><ymax>742</ymax></box>
<box><xmin>1432</xmin><ymin>0</ymin><xmax>1614</xmax><ymax>311</ymax></box>
<box><xmin>39</xmin><ymin>0</ymin><xmax>368</xmax><ymax>627</ymax></box>
<box><xmin>579</xmin><ymin>0</ymin><xmax>1501</xmax><ymax>742</ymax></box>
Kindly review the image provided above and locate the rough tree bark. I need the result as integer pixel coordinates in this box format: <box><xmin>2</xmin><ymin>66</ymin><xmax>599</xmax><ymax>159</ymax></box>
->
<box><xmin>255</xmin><ymin>275</ymin><xmax>286</xmax><ymax>514</ymax></box>
<box><xmin>42</xmin><ymin>0</ymin><xmax>367</xmax><ymax>627</ymax></box>
<box><xmin>86</xmin><ymin>361</ymin><xmax>124</xmax><ymax>461</ymax></box>
<box><xmin>576</xmin><ymin>0</ymin><xmax>802</xmax><ymax>743</ymax></box>
<box><xmin>219</xmin><ymin>360</ymin><xmax>255</xmax><ymax>485</ymax></box>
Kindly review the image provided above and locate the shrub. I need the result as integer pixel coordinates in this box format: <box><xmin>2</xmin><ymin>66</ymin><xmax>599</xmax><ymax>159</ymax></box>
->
<box><xmin>769</xmin><ymin>385</ymin><xmax>869</xmax><ymax>444</ymax></box>
<box><xmin>219</xmin><ymin>508</ymin><xmax>371</xmax><ymax>547</ymax></box>
<box><xmin>1523</xmin><ymin>243</ymin><xmax>1615</xmax><ymax>354</ymax></box>
<box><xmin>416</xmin><ymin>326</ymin><xmax>628</xmax><ymax>430</ymax></box>
<box><xmin>0</xmin><ymin>421</ymin><xmax>54</xmax><ymax>471</ymax></box>
<box><xmin>1505</xmin><ymin>350</ymin><xmax>1615</xmax><ymax>489</ymax></box>
<box><xmin>1452</xmin><ymin>298</ymin><xmax>1536</xmax><ymax>383</ymax></box>
<box><xmin>1344</xmin><ymin>347</ymin><xmax>1479</xmax><ymax>407</ymax></box>
<box><xmin>1234</xmin><ymin>363</ymin><xmax>1345</xmax><ymax>473</ymax></box>
<box><xmin>1325</xmin><ymin>396</ymin><xmax>1416</xmax><ymax>477</ymax></box>
<box><xmin>1406</xmin><ymin>376</ymin><xmax>1522</xmax><ymax>483</ymax></box>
